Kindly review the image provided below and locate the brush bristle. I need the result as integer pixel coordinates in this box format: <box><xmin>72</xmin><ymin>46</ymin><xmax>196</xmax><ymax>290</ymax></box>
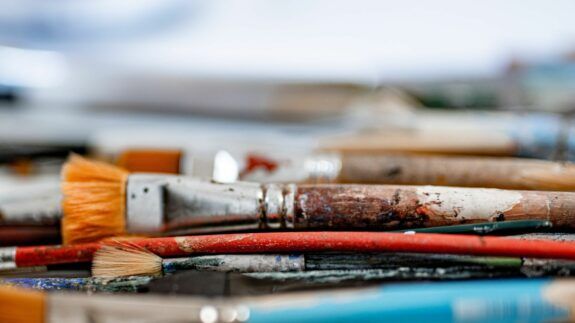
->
<box><xmin>92</xmin><ymin>244</ymin><xmax>163</xmax><ymax>278</ymax></box>
<box><xmin>520</xmin><ymin>164</ymin><xmax>575</xmax><ymax>191</ymax></box>
<box><xmin>117</xmin><ymin>149</ymin><xmax>182</xmax><ymax>174</ymax></box>
<box><xmin>61</xmin><ymin>154</ymin><xmax>129</xmax><ymax>244</ymax></box>
<box><xmin>0</xmin><ymin>286</ymin><xmax>45</xmax><ymax>323</ymax></box>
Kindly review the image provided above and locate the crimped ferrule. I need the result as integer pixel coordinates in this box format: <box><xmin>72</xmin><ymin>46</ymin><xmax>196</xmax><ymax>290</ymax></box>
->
<box><xmin>126</xmin><ymin>175</ymin><xmax>297</xmax><ymax>234</ymax></box>
<box><xmin>0</xmin><ymin>246</ymin><xmax>16</xmax><ymax>270</ymax></box>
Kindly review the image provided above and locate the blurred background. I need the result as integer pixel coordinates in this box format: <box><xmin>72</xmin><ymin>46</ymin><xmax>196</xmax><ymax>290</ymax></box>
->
<box><xmin>2</xmin><ymin>0</ymin><xmax>575</xmax><ymax>178</ymax></box>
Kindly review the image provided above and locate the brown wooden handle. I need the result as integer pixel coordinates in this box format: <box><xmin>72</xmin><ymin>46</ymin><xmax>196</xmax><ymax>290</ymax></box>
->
<box><xmin>337</xmin><ymin>154</ymin><xmax>575</xmax><ymax>191</ymax></box>
<box><xmin>294</xmin><ymin>184</ymin><xmax>575</xmax><ymax>230</ymax></box>
<box><xmin>320</xmin><ymin>130</ymin><xmax>517</xmax><ymax>156</ymax></box>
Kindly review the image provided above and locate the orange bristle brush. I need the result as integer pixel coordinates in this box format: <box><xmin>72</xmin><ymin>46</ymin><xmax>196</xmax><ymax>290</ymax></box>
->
<box><xmin>61</xmin><ymin>155</ymin><xmax>129</xmax><ymax>244</ymax></box>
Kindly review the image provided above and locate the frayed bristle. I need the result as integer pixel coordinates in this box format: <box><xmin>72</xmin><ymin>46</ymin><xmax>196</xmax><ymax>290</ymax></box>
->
<box><xmin>520</xmin><ymin>164</ymin><xmax>575</xmax><ymax>191</ymax></box>
<box><xmin>0</xmin><ymin>285</ymin><xmax>45</xmax><ymax>323</ymax></box>
<box><xmin>61</xmin><ymin>155</ymin><xmax>129</xmax><ymax>244</ymax></box>
<box><xmin>117</xmin><ymin>149</ymin><xmax>182</xmax><ymax>174</ymax></box>
<box><xmin>92</xmin><ymin>244</ymin><xmax>163</xmax><ymax>278</ymax></box>
<box><xmin>63</xmin><ymin>154</ymin><xmax>129</xmax><ymax>183</ymax></box>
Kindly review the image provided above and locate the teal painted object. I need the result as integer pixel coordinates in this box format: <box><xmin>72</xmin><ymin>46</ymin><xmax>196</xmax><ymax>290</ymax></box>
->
<box><xmin>248</xmin><ymin>279</ymin><xmax>569</xmax><ymax>323</ymax></box>
<box><xmin>396</xmin><ymin>220</ymin><xmax>553</xmax><ymax>235</ymax></box>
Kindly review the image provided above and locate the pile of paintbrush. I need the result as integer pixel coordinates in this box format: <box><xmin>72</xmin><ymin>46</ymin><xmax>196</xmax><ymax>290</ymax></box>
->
<box><xmin>4</xmin><ymin>152</ymin><xmax>575</xmax><ymax>323</ymax></box>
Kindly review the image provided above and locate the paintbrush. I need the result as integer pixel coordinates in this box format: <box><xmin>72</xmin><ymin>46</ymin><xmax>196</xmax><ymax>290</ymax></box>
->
<box><xmin>117</xmin><ymin>148</ymin><xmax>575</xmax><ymax>191</ymax></box>
<box><xmin>0</xmin><ymin>264</ymin><xmax>521</xmax><ymax>293</ymax></box>
<box><xmin>2</xmin><ymin>279</ymin><xmax>575</xmax><ymax>323</ymax></box>
<box><xmin>5</xmin><ymin>231</ymin><xmax>575</xmax><ymax>269</ymax></box>
<box><xmin>91</xmin><ymin>245</ymin><xmax>522</xmax><ymax>278</ymax></box>
<box><xmin>62</xmin><ymin>155</ymin><xmax>575</xmax><ymax>244</ymax></box>
<box><xmin>92</xmin><ymin>115</ymin><xmax>546</xmax><ymax>165</ymax></box>
<box><xmin>0</xmin><ymin>276</ymin><xmax>152</xmax><ymax>292</ymax></box>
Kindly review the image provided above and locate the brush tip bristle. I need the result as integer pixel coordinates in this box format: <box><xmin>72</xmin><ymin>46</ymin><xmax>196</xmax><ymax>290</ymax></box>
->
<box><xmin>61</xmin><ymin>154</ymin><xmax>129</xmax><ymax>244</ymax></box>
<box><xmin>117</xmin><ymin>149</ymin><xmax>182</xmax><ymax>174</ymax></box>
<box><xmin>0</xmin><ymin>286</ymin><xmax>45</xmax><ymax>323</ymax></box>
<box><xmin>92</xmin><ymin>244</ymin><xmax>163</xmax><ymax>278</ymax></box>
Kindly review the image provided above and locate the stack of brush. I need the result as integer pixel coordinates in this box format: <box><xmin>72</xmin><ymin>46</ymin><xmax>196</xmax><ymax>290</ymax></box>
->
<box><xmin>5</xmin><ymin>141</ymin><xmax>575</xmax><ymax>322</ymax></box>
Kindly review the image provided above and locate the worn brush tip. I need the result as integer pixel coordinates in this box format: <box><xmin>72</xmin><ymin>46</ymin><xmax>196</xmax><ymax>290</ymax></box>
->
<box><xmin>92</xmin><ymin>244</ymin><xmax>163</xmax><ymax>278</ymax></box>
<box><xmin>61</xmin><ymin>154</ymin><xmax>129</xmax><ymax>245</ymax></box>
<box><xmin>117</xmin><ymin>149</ymin><xmax>182</xmax><ymax>174</ymax></box>
<box><xmin>0</xmin><ymin>285</ymin><xmax>45</xmax><ymax>323</ymax></box>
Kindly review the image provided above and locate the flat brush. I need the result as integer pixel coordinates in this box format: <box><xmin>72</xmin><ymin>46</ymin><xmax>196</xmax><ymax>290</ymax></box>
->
<box><xmin>62</xmin><ymin>155</ymin><xmax>575</xmax><ymax>244</ymax></box>
<box><xmin>5</xmin><ymin>231</ymin><xmax>575</xmax><ymax>268</ymax></box>
<box><xmin>91</xmin><ymin>245</ymin><xmax>521</xmax><ymax>278</ymax></box>
<box><xmin>118</xmin><ymin>148</ymin><xmax>575</xmax><ymax>191</ymax></box>
<box><xmin>2</xmin><ymin>279</ymin><xmax>575</xmax><ymax>323</ymax></box>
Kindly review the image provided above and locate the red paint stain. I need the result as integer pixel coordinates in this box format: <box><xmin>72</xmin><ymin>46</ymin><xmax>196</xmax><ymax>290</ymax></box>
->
<box><xmin>240</xmin><ymin>154</ymin><xmax>279</xmax><ymax>178</ymax></box>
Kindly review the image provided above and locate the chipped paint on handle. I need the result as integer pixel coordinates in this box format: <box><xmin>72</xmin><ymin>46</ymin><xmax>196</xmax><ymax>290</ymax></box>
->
<box><xmin>415</xmin><ymin>186</ymin><xmax>522</xmax><ymax>222</ymax></box>
<box><xmin>162</xmin><ymin>254</ymin><xmax>305</xmax><ymax>273</ymax></box>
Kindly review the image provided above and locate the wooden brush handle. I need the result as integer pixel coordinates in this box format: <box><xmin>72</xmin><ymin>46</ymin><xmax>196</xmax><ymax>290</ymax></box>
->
<box><xmin>294</xmin><ymin>185</ymin><xmax>575</xmax><ymax>229</ymax></box>
<box><xmin>337</xmin><ymin>154</ymin><xmax>575</xmax><ymax>191</ymax></box>
<box><xmin>319</xmin><ymin>130</ymin><xmax>517</xmax><ymax>156</ymax></box>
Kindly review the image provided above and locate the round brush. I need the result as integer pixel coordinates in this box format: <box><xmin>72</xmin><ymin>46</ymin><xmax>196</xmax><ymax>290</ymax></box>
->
<box><xmin>91</xmin><ymin>244</ymin><xmax>522</xmax><ymax>279</ymax></box>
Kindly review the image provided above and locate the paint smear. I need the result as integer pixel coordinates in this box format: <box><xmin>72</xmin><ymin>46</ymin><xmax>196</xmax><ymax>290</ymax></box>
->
<box><xmin>416</xmin><ymin>186</ymin><xmax>521</xmax><ymax>221</ymax></box>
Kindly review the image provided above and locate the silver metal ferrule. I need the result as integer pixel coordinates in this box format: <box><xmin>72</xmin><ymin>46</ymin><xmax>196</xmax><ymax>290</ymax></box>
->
<box><xmin>126</xmin><ymin>174</ymin><xmax>172</xmax><ymax>232</ymax></box>
<box><xmin>0</xmin><ymin>192</ymin><xmax>62</xmax><ymax>226</ymax></box>
<box><xmin>213</xmin><ymin>149</ymin><xmax>342</xmax><ymax>184</ymax></box>
<box><xmin>0</xmin><ymin>246</ymin><xmax>17</xmax><ymax>270</ymax></box>
<box><xmin>261</xmin><ymin>183</ymin><xmax>296</xmax><ymax>230</ymax></box>
<box><xmin>304</xmin><ymin>153</ymin><xmax>342</xmax><ymax>183</ymax></box>
<box><xmin>126</xmin><ymin>174</ymin><xmax>297</xmax><ymax>234</ymax></box>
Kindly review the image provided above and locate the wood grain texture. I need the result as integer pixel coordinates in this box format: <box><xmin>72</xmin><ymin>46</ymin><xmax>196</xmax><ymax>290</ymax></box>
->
<box><xmin>295</xmin><ymin>185</ymin><xmax>575</xmax><ymax>229</ymax></box>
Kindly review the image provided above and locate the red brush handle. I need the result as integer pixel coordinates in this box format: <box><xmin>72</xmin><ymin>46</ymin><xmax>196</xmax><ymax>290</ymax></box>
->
<box><xmin>15</xmin><ymin>243</ymin><xmax>99</xmax><ymax>267</ymax></box>
<box><xmin>14</xmin><ymin>232</ymin><xmax>575</xmax><ymax>267</ymax></box>
<box><xmin>136</xmin><ymin>232</ymin><xmax>575</xmax><ymax>259</ymax></box>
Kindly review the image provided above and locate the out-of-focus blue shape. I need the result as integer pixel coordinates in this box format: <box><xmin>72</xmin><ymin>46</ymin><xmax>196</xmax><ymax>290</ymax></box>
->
<box><xmin>0</xmin><ymin>0</ymin><xmax>196</xmax><ymax>49</ymax></box>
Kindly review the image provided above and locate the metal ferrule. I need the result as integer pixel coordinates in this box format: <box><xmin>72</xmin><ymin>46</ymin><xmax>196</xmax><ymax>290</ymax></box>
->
<box><xmin>303</xmin><ymin>153</ymin><xmax>342</xmax><ymax>183</ymax></box>
<box><xmin>0</xmin><ymin>246</ymin><xmax>17</xmax><ymax>270</ymax></box>
<box><xmin>0</xmin><ymin>193</ymin><xmax>62</xmax><ymax>226</ymax></box>
<box><xmin>126</xmin><ymin>174</ymin><xmax>297</xmax><ymax>233</ymax></box>
<box><xmin>214</xmin><ymin>150</ymin><xmax>342</xmax><ymax>183</ymax></box>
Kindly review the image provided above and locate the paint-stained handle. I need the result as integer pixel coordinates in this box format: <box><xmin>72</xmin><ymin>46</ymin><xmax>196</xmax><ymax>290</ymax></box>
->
<box><xmin>338</xmin><ymin>154</ymin><xmax>575</xmax><ymax>191</ymax></box>
<box><xmin>11</xmin><ymin>231</ymin><xmax>575</xmax><ymax>267</ymax></box>
<box><xmin>294</xmin><ymin>184</ymin><xmax>575</xmax><ymax>229</ymax></box>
